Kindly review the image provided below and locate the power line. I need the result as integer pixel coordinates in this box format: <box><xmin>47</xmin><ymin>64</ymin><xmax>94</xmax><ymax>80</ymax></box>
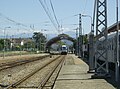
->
<box><xmin>60</xmin><ymin>14</ymin><xmax>79</xmax><ymax>22</ymax></box>
<box><xmin>0</xmin><ymin>12</ymin><xmax>33</xmax><ymax>33</ymax></box>
<box><xmin>49</xmin><ymin>0</ymin><xmax>60</xmax><ymax>28</ymax></box>
<box><xmin>0</xmin><ymin>12</ymin><xmax>27</xmax><ymax>27</ymax></box>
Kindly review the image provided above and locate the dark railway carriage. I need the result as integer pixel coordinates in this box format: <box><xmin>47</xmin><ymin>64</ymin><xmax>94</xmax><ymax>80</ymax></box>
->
<box><xmin>97</xmin><ymin>31</ymin><xmax>120</xmax><ymax>63</ymax></box>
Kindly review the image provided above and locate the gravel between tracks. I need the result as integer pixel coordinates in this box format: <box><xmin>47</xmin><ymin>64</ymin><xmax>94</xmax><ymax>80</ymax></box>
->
<box><xmin>17</xmin><ymin>56</ymin><xmax>62</xmax><ymax>88</ymax></box>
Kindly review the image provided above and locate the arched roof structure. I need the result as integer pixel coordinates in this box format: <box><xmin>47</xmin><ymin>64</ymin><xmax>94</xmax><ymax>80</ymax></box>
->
<box><xmin>46</xmin><ymin>34</ymin><xmax>76</xmax><ymax>52</ymax></box>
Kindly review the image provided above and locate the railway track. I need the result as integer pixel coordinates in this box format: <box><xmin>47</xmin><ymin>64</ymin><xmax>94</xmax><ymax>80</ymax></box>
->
<box><xmin>37</xmin><ymin>55</ymin><xmax>65</xmax><ymax>89</ymax></box>
<box><xmin>0</xmin><ymin>55</ymin><xmax>50</xmax><ymax>71</ymax></box>
<box><xmin>1</xmin><ymin>55</ymin><xmax>65</xmax><ymax>89</ymax></box>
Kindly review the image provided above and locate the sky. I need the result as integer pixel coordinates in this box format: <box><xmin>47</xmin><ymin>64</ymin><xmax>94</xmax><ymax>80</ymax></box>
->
<box><xmin>0</xmin><ymin>0</ymin><xmax>119</xmax><ymax>38</ymax></box>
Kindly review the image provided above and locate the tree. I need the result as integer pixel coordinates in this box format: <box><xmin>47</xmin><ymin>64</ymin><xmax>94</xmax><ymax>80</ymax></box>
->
<box><xmin>83</xmin><ymin>35</ymin><xmax>88</xmax><ymax>44</ymax></box>
<box><xmin>32</xmin><ymin>32</ymin><xmax>46</xmax><ymax>50</ymax></box>
<box><xmin>5</xmin><ymin>39</ymin><xmax>11</xmax><ymax>51</ymax></box>
<box><xmin>24</xmin><ymin>41</ymin><xmax>35</xmax><ymax>51</ymax></box>
<box><xmin>0</xmin><ymin>39</ymin><xmax>11</xmax><ymax>51</ymax></box>
<box><xmin>0</xmin><ymin>39</ymin><xmax>4</xmax><ymax>50</ymax></box>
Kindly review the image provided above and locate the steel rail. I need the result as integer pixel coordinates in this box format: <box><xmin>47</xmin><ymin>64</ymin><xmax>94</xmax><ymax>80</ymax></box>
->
<box><xmin>37</xmin><ymin>55</ymin><xmax>65</xmax><ymax>89</ymax></box>
<box><xmin>5</xmin><ymin>55</ymin><xmax>61</xmax><ymax>89</ymax></box>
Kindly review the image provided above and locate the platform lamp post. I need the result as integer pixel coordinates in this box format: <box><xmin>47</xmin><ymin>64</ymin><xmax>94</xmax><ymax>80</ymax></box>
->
<box><xmin>82</xmin><ymin>14</ymin><xmax>95</xmax><ymax>72</ymax></box>
<box><xmin>81</xmin><ymin>15</ymin><xmax>93</xmax><ymax>32</ymax></box>
<box><xmin>3</xmin><ymin>26</ymin><xmax>11</xmax><ymax>59</ymax></box>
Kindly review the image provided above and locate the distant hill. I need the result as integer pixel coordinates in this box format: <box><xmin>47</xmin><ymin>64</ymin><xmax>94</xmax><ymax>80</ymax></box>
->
<box><xmin>0</xmin><ymin>31</ymin><xmax>76</xmax><ymax>41</ymax></box>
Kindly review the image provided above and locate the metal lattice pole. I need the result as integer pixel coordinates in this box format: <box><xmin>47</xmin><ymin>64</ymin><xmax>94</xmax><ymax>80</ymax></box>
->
<box><xmin>94</xmin><ymin>0</ymin><xmax>109</xmax><ymax>77</ymax></box>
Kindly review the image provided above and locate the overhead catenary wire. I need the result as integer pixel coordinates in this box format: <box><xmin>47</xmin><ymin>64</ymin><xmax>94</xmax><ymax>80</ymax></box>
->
<box><xmin>49</xmin><ymin>0</ymin><xmax>60</xmax><ymax>28</ymax></box>
<box><xmin>38</xmin><ymin>0</ymin><xmax>58</xmax><ymax>31</ymax></box>
<box><xmin>59</xmin><ymin>14</ymin><xmax>80</xmax><ymax>28</ymax></box>
<box><xmin>44</xmin><ymin>0</ymin><xmax>56</xmax><ymax>26</ymax></box>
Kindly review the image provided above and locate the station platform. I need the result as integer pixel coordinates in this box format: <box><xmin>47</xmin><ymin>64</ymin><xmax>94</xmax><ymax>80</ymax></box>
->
<box><xmin>53</xmin><ymin>54</ymin><xmax>116</xmax><ymax>89</ymax></box>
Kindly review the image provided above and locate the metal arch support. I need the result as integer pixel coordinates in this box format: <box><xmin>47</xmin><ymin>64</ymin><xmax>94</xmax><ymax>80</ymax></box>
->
<box><xmin>93</xmin><ymin>0</ymin><xmax>110</xmax><ymax>78</ymax></box>
<box><xmin>45</xmin><ymin>34</ymin><xmax>76</xmax><ymax>53</ymax></box>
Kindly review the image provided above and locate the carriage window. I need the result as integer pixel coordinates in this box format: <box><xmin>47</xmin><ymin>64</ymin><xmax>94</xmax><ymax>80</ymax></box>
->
<box><xmin>112</xmin><ymin>44</ymin><xmax>113</xmax><ymax>50</ymax></box>
<box><xmin>110</xmin><ymin>45</ymin><xmax>112</xmax><ymax>50</ymax></box>
<box><xmin>62</xmin><ymin>47</ymin><xmax>67</xmax><ymax>50</ymax></box>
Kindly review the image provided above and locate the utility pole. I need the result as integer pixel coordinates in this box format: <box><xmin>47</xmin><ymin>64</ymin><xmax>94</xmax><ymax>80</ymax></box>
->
<box><xmin>82</xmin><ymin>14</ymin><xmax>95</xmax><ymax>72</ymax></box>
<box><xmin>115</xmin><ymin>0</ymin><xmax>119</xmax><ymax>82</ymax></box>
<box><xmin>74</xmin><ymin>28</ymin><xmax>78</xmax><ymax>55</ymax></box>
<box><xmin>78</xmin><ymin>14</ymin><xmax>82</xmax><ymax>58</ymax></box>
<box><xmin>93</xmin><ymin>0</ymin><xmax>109</xmax><ymax>78</ymax></box>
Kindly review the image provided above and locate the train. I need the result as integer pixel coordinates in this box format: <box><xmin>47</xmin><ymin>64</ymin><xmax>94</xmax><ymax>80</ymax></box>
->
<box><xmin>96</xmin><ymin>31</ymin><xmax>119</xmax><ymax>63</ymax></box>
<box><xmin>60</xmin><ymin>45</ymin><xmax>68</xmax><ymax>55</ymax></box>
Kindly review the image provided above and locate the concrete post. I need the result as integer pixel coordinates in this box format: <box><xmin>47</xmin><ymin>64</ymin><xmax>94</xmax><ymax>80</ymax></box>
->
<box><xmin>88</xmin><ymin>32</ymin><xmax>95</xmax><ymax>73</ymax></box>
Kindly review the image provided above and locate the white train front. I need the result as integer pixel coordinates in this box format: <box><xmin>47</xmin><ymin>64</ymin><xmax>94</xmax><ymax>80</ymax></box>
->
<box><xmin>60</xmin><ymin>45</ymin><xmax>68</xmax><ymax>55</ymax></box>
